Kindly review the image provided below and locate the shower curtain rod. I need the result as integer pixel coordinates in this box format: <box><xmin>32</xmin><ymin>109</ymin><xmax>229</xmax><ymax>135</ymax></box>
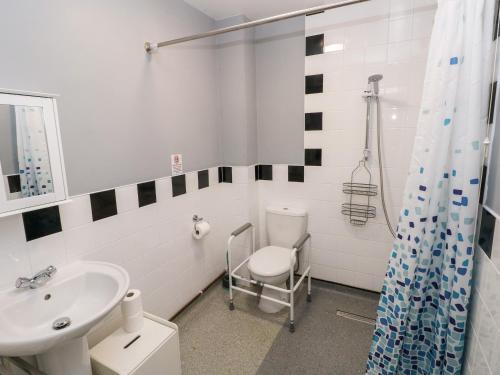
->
<box><xmin>144</xmin><ymin>0</ymin><xmax>370</xmax><ymax>52</ymax></box>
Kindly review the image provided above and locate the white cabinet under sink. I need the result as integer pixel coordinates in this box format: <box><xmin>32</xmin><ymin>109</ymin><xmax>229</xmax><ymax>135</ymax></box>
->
<box><xmin>90</xmin><ymin>313</ymin><xmax>182</xmax><ymax>375</ymax></box>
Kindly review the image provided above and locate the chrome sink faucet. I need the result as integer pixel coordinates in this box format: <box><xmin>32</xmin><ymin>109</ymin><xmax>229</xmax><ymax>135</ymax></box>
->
<box><xmin>16</xmin><ymin>265</ymin><xmax>57</xmax><ymax>289</ymax></box>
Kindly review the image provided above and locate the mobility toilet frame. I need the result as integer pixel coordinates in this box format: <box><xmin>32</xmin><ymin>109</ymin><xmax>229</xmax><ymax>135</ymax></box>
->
<box><xmin>227</xmin><ymin>222</ymin><xmax>312</xmax><ymax>332</ymax></box>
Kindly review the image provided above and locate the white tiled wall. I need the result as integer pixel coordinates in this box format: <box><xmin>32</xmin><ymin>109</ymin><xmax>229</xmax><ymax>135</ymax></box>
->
<box><xmin>463</xmin><ymin>235</ymin><xmax>500</xmax><ymax>375</ymax></box>
<box><xmin>0</xmin><ymin>166</ymin><xmax>257</xmax><ymax>344</ymax></box>
<box><xmin>265</xmin><ymin>0</ymin><xmax>436</xmax><ymax>291</ymax></box>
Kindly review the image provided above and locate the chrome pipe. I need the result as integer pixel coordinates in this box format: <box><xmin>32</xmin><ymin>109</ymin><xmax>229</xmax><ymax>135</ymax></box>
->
<box><xmin>145</xmin><ymin>0</ymin><xmax>370</xmax><ymax>52</ymax></box>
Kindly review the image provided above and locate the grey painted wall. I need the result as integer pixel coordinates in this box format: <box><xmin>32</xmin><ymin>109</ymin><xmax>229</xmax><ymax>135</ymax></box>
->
<box><xmin>0</xmin><ymin>0</ymin><xmax>220</xmax><ymax>195</ymax></box>
<box><xmin>255</xmin><ymin>17</ymin><xmax>305</xmax><ymax>165</ymax></box>
<box><xmin>0</xmin><ymin>105</ymin><xmax>18</xmax><ymax>175</ymax></box>
<box><xmin>216</xmin><ymin>16</ymin><xmax>257</xmax><ymax>166</ymax></box>
<box><xmin>215</xmin><ymin>15</ymin><xmax>304</xmax><ymax>166</ymax></box>
<box><xmin>0</xmin><ymin>1</ymin><xmax>306</xmax><ymax>193</ymax></box>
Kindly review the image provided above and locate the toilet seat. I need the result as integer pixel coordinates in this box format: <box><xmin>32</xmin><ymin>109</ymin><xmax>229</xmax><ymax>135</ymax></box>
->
<box><xmin>248</xmin><ymin>246</ymin><xmax>296</xmax><ymax>277</ymax></box>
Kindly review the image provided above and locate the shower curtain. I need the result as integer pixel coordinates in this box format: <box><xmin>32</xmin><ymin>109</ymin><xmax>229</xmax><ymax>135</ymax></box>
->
<box><xmin>366</xmin><ymin>0</ymin><xmax>489</xmax><ymax>374</ymax></box>
<box><xmin>15</xmin><ymin>106</ymin><xmax>53</xmax><ymax>197</ymax></box>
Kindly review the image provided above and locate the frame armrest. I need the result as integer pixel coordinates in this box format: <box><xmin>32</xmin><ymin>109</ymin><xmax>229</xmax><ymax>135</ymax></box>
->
<box><xmin>231</xmin><ymin>222</ymin><xmax>253</xmax><ymax>237</ymax></box>
<box><xmin>293</xmin><ymin>233</ymin><xmax>311</xmax><ymax>250</ymax></box>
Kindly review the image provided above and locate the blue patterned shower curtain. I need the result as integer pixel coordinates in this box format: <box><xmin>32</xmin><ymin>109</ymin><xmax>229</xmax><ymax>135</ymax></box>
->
<box><xmin>15</xmin><ymin>106</ymin><xmax>53</xmax><ymax>197</ymax></box>
<box><xmin>366</xmin><ymin>0</ymin><xmax>491</xmax><ymax>374</ymax></box>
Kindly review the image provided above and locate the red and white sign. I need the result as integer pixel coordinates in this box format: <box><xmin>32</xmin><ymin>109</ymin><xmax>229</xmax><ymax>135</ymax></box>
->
<box><xmin>171</xmin><ymin>154</ymin><xmax>183</xmax><ymax>176</ymax></box>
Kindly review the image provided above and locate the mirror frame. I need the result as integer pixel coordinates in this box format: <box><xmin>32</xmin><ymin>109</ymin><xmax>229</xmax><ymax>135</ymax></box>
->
<box><xmin>0</xmin><ymin>90</ymin><xmax>68</xmax><ymax>215</ymax></box>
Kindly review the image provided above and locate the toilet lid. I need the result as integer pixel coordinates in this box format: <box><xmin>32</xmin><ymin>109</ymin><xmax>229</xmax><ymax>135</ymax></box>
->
<box><xmin>248</xmin><ymin>246</ymin><xmax>296</xmax><ymax>277</ymax></box>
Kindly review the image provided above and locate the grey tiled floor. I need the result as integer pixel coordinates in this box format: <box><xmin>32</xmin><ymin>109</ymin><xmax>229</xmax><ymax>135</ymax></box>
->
<box><xmin>174</xmin><ymin>279</ymin><xmax>379</xmax><ymax>375</ymax></box>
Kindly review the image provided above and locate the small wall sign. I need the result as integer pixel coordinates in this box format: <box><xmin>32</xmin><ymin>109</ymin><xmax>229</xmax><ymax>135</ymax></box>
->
<box><xmin>171</xmin><ymin>154</ymin><xmax>183</xmax><ymax>176</ymax></box>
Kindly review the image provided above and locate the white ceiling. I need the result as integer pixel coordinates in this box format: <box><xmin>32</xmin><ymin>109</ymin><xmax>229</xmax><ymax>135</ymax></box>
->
<box><xmin>183</xmin><ymin>0</ymin><xmax>333</xmax><ymax>21</ymax></box>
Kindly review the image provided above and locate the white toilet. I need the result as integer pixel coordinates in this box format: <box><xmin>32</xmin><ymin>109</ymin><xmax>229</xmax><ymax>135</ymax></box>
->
<box><xmin>247</xmin><ymin>206</ymin><xmax>307</xmax><ymax>313</ymax></box>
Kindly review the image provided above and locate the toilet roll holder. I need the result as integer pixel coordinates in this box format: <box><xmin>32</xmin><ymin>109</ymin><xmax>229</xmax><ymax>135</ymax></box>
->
<box><xmin>192</xmin><ymin>215</ymin><xmax>205</xmax><ymax>235</ymax></box>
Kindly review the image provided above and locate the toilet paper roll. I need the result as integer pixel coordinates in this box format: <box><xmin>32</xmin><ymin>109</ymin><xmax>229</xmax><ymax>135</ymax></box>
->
<box><xmin>123</xmin><ymin>311</ymin><xmax>144</xmax><ymax>333</ymax></box>
<box><xmin>193</xmin><ymin>221</ymin><xmax>211</xmax><ymax>240</ymax></box>
<box><xmin>121</xmin><ymin>289</ymin><xmax>143</xmax><ymax>317</ymax></box>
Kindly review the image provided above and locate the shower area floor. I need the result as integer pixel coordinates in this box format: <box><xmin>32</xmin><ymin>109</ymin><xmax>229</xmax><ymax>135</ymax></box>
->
<box><xmin>173</xmin><ymin>278</ymin><xmax>380</xmax><ymax>375</ymax></box>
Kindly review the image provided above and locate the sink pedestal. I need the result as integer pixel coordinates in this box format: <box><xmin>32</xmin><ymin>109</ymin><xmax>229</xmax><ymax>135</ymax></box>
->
<box><xmin>37</xmin><ymin>336</ymin><xmax>92</xmax><ymax>375</ymax></box>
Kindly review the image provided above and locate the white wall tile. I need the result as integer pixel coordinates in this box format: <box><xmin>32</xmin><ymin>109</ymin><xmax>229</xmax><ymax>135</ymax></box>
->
<box><xmin>92</xmin><ymin>214</ymin><xmax>128</xmax><ymax>249</ymax></box>
<box><xmin>185</xmin><ymin>171</ymin><xmax>198</xmax><ymax>193</ymax></box>
<box><xmin>388</xmin><ymin>16</ymin><xmax>413</xmax><ymax>43</ymax></box>
<box><xmin>273</xmin><ymin>164</ymin><xmax>288</xmax><ymax>183</ymax></box>
<box><xmin>232</xmin><ymin>166</ymin><xmax>250</xmax><ymax>184</ymax></box>
<box><xmin>209</xmin><ymin>167</ymin><xmax>219</xmax><ymax>185</ymax></box>
<box><xmin>116</xmin><ymin>185</ymin><xmax>139</xmax><ymax>213</ymax></box>
<box><xmin>390</xmin><ymin>0</ymin><xmax>413</xmax><ymax>18</ymax></box>
<box><xmin>412</xmin><ymin>11</ymin><xmax>435</xmax><ymax>39</ymax></box>
<box><xmin>0</xmin><ymin>246</ymin><xmax>31</xmax><ymax>291</ymax></box>
<box><xmin>26</xmin><ymin>232</ymin><xmax>68</xmax><ymax>272</ymax></box>
<box><xmin>0</xmin><ymin>214</ymin><xmax>26</xmax><ymax>250</ymax></box>
<box><xmin>59</xmin><ymin>195</ymin><xmax>92</xmax><ymax>230</ymax></box>
<box><xmin>156</xmin><ymin>177</ymin><xmax>172</xmax><ymax>202</ymax></box>
<box><xmin>465</xmin><ymin>247</ymin><xmax>500</xmax><ymax>374</ymax></box>
<box><xmin>64</xmin><ymin>224</ymin><xmax>95</xmax><ymax>262</ymax></box>
<box><xmin>490</xmin><ymin>227</ymin><xmax>500</xmax><ymax>271</ymax></box>
<box><xmin>366</xmin><ymin>45</ymin><xmax>388</xmax><ymax>64</ymax></box>
<box><xmin>388</xmin><ymin>41</ymin><xmax>412</xmax><ymax>63</ymax></box>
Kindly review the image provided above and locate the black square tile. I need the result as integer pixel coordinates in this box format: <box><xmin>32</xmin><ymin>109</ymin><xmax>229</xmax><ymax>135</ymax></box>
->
<box><xmin>90</xmin><ymin>190</ymin><xmax>117</xmax><ymax>221</ymax></box>
<box><xmin>172</xmin><ymin>175</ymin><xmax>187</xmax><ymax>197</ymax></box>
<box><xmin>306</xmin><ymin>34</ymin><xmax>324</xmax><ymax>56</ymax></box>
<box><xmin>305</xmin><ymin>149</ymin><xmax>322</xmax><ymax>166</ymax></box>
<box><xmin>23</xmin><ymin>206</ymin><xmax>62</xmax><ymax>241</ymax></box>
<box><xmin>218</xmin><ymin>167</ymin><xmax>223</xmax><ymax>183</ymax></box>
<box><xmin>137</xmin><ymin>181</ymin><xmax>156</xmax><ymax>207</ymax></box>
<box><xmin>305</xmin><ymin>74</ymin><xmax>323</xmax><ymax>94</ymax></box>
<box><xmin>7</xmin><ymin>174</ymin><xmax>21</xmax><ymax>193</ymax></box>
<box><xmin>198</xmin><ymin>169</ymin><xmax>209</xmax><ymax>189</ymax></box>
<box><xmin>494</xmin><ymin>0</ymin><xmax>500</xmax><ymax>41</ymax></box>
<box><xmin>305</xmin><ymin>112</ymin><xmax>323</xmax><ymax>131</ymax></box>
<box><xmin>479</xmin><ymin>208</ymin><xmax>496</xmax><ymax>258</ymax></box>
<box><xmin>488</xmin><ymin>82</ymin><xmax>497</xmax><ymax>125</ymax></box>
<box><xmin>288</xmin><ymin>166</ymin><xmax>304</xmax><ymax>183</ymax></box>
<box><xmin>480</xmin><ymin>165</ymin><xmax>487</xmax><ymax>204</ymax></box>
<box><xmin>218</xmin><ymin>167</ymin><xmax>232</xmax><ymax>183</ymax></box>
<box><xmin>256</xmin><ymin>165</ymin><xmax>273</xmax><ymax>181</ymax></box>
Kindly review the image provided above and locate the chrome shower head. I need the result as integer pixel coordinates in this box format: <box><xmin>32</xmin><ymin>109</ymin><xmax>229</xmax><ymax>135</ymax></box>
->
<box><xmin>368</xmin><ymin>74</ymin><xmax>383</xmax><ymax>95</ymax></box>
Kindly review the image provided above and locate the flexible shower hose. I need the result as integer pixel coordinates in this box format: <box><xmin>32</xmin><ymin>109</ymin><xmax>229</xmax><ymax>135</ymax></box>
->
<box><xmin>375</xmin><ymin>96</ymin><xmax>397</xmax><ymax>239</ymax></box>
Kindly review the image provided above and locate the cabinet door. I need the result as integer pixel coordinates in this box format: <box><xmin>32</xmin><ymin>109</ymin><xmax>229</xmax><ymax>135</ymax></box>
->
<box><xmin>0</xmin><ymin>93</ymin><xmax>67</xmax><ymax>214</ymax></box>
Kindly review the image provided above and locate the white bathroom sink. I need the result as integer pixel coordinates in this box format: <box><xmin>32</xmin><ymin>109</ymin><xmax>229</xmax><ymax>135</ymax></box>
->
<box><xmin>0</xmin><ymin>261</ymin><xmax>130</xmax><ymax>357</ymax></box>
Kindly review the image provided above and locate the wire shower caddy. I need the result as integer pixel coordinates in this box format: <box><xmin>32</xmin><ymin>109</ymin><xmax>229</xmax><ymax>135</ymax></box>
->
<box><xmin>342</xmin><ymin>160</ymin><xmax>377</xmax><ymax>225</ymax></box>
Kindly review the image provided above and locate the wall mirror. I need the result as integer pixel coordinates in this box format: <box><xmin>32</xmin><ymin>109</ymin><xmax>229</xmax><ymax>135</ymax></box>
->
<box><xmin>0</xmin><ymin>91</ymin><xmax>68</xmax><ymax>216</ymax></box>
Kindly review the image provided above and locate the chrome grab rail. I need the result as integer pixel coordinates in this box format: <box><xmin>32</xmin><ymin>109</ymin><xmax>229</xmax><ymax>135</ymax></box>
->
<box><xmin>231</xmin><ymin>222</ymin><xmax>253</xmax><ymax>237</ymax></box>
<box><xmin>293</xmin><ymin>233</ymin><xmax>311</xmax><ymax>251</ymax></box>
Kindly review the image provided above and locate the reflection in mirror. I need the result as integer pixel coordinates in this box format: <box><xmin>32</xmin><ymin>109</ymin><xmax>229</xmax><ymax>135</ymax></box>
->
<box><xmin>0</xmin><ymin>104</ymin><xmax>54</xmax><ymax>200</ymax></box>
